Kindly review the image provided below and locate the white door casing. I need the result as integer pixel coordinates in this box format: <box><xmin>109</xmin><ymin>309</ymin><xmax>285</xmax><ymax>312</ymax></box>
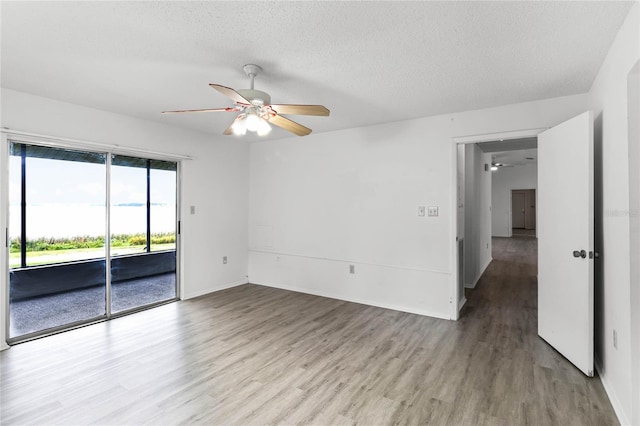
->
<box><xmin>538</xmin><ymin>111</ymin><xmax>594</xmax><ymax>376</ymax></box>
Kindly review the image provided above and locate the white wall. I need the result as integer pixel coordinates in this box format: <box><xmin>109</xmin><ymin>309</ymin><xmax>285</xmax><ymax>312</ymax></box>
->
<box><xmin>628</xmin><ymin>60</ymin><xmax>640</xmax><ymax>426</ymax></box>
<box><xmin>492</xmin><ymin>163</ymin><xmax>538</xmax><ymax>237</ymax></box>
<box><xmin>587</xmin><ymin>4</ymin><xmax>639</xmax><ymax>425</ymax></box>
<box><xmin>249</xmin><ymin>93</ymin><xmax>588</xmax><ymax>320</ymax></box>
<box><xmin>0</xmin><ymin>89</ymin><xmax>250</xmax><ymax>348</ymax></box>
<box><xmin>463</xmin><ymin>143</ymin><xmax>492</xmax><ymax>287</ymax></box>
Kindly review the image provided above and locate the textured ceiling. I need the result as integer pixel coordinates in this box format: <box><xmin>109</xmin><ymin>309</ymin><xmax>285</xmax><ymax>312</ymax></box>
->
<box><xmin>0</xmin><ymin>1</ymin><xmax>633</xmax><ymax>140</ymax></box>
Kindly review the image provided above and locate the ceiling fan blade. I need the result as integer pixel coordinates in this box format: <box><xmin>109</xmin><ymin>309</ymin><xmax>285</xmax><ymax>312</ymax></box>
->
<box><xmin>162</xmin><ymin>107</ymin><xmax>236</xmax><ymax>114</ymax></box>
<box><xmin>269</xmin><ymin>114</ymin><xmax>312</xmax><ymax>136</ymax></box>
<box><xmin>269</xmin><ymin>104</ymin><xmax>330</xmax><ymax>116</ymax></box>
<box><xmin>210</xmin><ymin>84</ymin><xmax>253</xmax><ymax>105</ymax></box>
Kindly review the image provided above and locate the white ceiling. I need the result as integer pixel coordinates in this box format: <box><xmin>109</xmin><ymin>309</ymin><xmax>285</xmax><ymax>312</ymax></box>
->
<box><xmin>1</xmin><ymin>1</ymin><xmax>633</xmax><ymax>141</ymax></box>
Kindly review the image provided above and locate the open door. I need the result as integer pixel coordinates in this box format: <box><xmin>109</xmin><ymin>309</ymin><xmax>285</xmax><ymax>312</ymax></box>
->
<box><xmin>538</xmin><ymin>111</ymin><xmax>594</xmax><ymax>377</ymax></box>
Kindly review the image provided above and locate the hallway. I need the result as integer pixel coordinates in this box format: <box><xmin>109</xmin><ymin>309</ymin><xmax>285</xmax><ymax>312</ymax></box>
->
<box><xmin>460</xmin><ymin>236</ymin><xmax>615</xmax><ymax>424</ymax></box>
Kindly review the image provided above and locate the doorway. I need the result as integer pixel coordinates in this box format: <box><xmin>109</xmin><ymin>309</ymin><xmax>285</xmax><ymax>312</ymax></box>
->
<box><xmin>511</xmin><ymin>189</ymin><xmax>536</xmax><ymax>236</ymax></box>
<box><xmin>453</xmin><ymin>131</ymin><xmax>541</xmax><ymax>317</ymax></box>
<box><xmin>512</xmin><ymin>190</ymin><xmax>526</xmax><ymax>228</ymax></box>
<box><xmin>7</xmin><ymin>141</ymin><xmax>179</xmax><ymax>343</ymax></box>
<box><xmin>455</xmin><ymin>112</ymin><xmax>596</xmax><ymax>377</ymax></box>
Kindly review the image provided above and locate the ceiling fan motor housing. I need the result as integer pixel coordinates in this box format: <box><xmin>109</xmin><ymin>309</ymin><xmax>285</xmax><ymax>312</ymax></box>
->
<box><xmin>237</xmin><ymin>89</ymin><xmax>271</xmax><ymax>106</ymax></box>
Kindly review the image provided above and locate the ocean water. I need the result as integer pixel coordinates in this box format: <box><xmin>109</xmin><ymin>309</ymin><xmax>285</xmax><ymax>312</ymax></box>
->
<box><xmin>9</xmin><ymin>204</ymin><xmax>176</xmax><ymax>239</ymax></box>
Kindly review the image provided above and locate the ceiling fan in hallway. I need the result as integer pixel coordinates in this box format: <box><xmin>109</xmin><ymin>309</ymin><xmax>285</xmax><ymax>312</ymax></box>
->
<box><xmin>162</xmin><ymin>64</ymin><xmax>330</xmax><ymax>137</ymax></box>
<box><xmin>491</xmin><ymin>161</ymin><xmax>515</xmax><ymax>169</ymax></box>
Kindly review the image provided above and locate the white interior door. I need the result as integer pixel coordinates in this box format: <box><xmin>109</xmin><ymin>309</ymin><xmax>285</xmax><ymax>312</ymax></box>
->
<box><xmin>538</xmin><ymin>111</ymin><xmax>594</xmax><ymax>377</ymax></box>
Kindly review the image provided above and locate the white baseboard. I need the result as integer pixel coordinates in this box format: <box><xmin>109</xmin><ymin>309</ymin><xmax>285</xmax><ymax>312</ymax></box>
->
<box><xmin>464</xmin><ymin>257</ymin><xmax>493</xmax><ymax>289</ymax></box>
<box><xmin>458</xmin><ymin>296</ymin><xmax>468</xmax><ymax>312</ymax></box>
<box><xmin>595</xmin><ymin>355</ymin><xmax>630</xmax><ymax>425</ymax></box>
<box><xmin>183</xmin><ymin>279</ymin><xmax>248</xmax><ymax>300</ymax></box>
<box><xmin>251</xmin><ymin>280</ymin><xmax>451</xmax><ymax>320</ymax></box>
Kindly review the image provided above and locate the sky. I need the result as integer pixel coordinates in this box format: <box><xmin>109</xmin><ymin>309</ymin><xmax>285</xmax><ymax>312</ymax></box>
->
<box><xmin>9</xmin><ymin>156</ymin><xmax>176</xmax><ymax>206</ymax></box>
<box><xmin>8</xmin><ymin>155</ymin><xmax>177</xmax><ymax>238</ymax></box>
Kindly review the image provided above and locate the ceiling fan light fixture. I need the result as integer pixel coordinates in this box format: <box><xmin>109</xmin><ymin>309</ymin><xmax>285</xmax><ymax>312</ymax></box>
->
<box><xmin>257</xmin><ymin>119</ymin><xmax>272</xmax><ymax>136</ymax></box>
<box><xmin>491</xmin><ymin>165</ymin><xmax>498</xmax><ymax>171</ymax></box>
<box><xmin>232</xmin><ymin>116</ymin><xmax>247</xmax><ymax>135</ymax></box>
<box><xmin>245</xmin><ymin>113</ymin><xmax>261</xmax><ymax>132</ymax></box>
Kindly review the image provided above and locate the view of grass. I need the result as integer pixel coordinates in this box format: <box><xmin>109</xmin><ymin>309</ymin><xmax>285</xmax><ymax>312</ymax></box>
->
<box><xmin>10</xmin><ymin>233</ymin><xmax>176</xmax><ymax>268</ymax></box>
<box><xmin>9</xmin><ymin>233</ymin><xmax>175</xmax><ymax>253</ymax></box>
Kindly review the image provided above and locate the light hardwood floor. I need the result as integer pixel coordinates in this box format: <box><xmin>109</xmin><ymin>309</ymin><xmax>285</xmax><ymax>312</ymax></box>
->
<box><xmin>1</xmin><ymin>237</ymin><xmax>618</xmax><ymax>425</ymax></box>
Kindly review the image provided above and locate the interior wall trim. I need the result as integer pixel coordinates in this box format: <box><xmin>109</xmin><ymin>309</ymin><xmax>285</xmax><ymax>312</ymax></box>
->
<box><xmin>251</xmin><ymin>280</ymin><xmax>452</xmax><ymax>320</ymax></box>
<box><xmin>182</xmin><ymin>279</ymin><xmax>249</xmax><ymax>300</ymax></box>
<box><xmin>248</xmin><ymin>249</ymin><xmax>452</xmax><ymax>275</ymax></box>
<box><xmin>464</xmin><ymin>256</ymin><xmax>493</xmax><ymax>289</ymax></box>
<box><xmin>1</xmin><ymin>128</ymin><xmax>192</xmax><ymax>161</ymax></box>
<box><xmin>595</xmin><ymin>355</ymin><xmax>627</xmax><ymax>426</ymax></box>
<box><xmin>452</xmin><ymin>128</ymin><xmax>547</xmax><ymax>145</ymax></box>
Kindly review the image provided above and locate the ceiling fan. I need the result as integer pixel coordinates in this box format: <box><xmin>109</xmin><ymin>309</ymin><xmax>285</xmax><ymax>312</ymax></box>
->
<box><xmin>492</xmin><ymin>162</ymin><xmax>515</xmax><ymax>168</ymax></box>
<box><xmin>162</xmin><ymin>64</ymin><xmax>330</xmax><ymax>137</ymax></box>
<box><xmin>491</xmin><ymin>161</ymin><xmax>515</xmax><ymax>170</ymax></box>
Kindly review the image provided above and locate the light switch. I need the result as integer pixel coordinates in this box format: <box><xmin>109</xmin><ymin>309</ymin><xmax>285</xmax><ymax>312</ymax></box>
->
<box><xmin>428</xmin><ymin>206</ymin><xmax>438</xmax><ymax>217</ymax></box>
<box><xmin>418</xmin><ymin>206</ymin><xmax>426</xmax><ymax>217</ymax></box>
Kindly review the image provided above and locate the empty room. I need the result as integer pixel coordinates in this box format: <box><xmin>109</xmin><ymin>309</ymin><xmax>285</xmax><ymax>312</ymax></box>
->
<box><xmin>1</xmin><ymin>2</ymin><xmax>639</xmax><ymax>425</ymax></box>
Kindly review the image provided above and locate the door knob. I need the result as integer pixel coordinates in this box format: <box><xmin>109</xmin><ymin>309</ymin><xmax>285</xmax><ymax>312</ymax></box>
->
<box><xmin>573</xmin><ymin>250</ymin><xmax>587</xmax><ymax>258</ymax></box>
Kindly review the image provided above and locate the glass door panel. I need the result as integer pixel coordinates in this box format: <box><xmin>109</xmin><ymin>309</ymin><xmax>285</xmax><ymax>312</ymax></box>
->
<box><xmin>110</xmin><ymin>155</ymin><xmax>177</xmax><ymax>313</ymax></box>
<box><xmin>8</xmin><ymin>143</ymin><xmax>107</xmax><ymax>339</ymax></box>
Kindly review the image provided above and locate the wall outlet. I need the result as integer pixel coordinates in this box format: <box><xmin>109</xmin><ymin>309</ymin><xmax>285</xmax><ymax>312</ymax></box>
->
<box><xmin>349</xmin><ymin>264</ymin><xmax>355</xmax><ymax>274</ymax></box>
<box><xmin>190</xmin><ymin>205</ymin><xmax>196</xmax><ymax>215</ymax></box>
<box><xmin>223</xmin><ymin>256</ymin><xmax>227</xmax><ymax>264</ymax></box>
<box><xmin>613</xmin><ymin>329</ymin><xmax>617</xmax><ymax>349</ymax></box>
<box><xmin>428</xmin><ymin>206</ymin><xmax>438</xmax><ymax>217</ymax></box>
<box><xmin>418</xmin><ymin>206</ymin><xmax>425</xmax><ymax>217</ymax></box>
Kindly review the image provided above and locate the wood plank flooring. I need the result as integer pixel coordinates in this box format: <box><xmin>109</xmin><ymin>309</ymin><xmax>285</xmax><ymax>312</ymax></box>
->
<box><xmin>0</xmin><ymin>237</ymin><xmax>618</xmax><ymax>425</ymax></box>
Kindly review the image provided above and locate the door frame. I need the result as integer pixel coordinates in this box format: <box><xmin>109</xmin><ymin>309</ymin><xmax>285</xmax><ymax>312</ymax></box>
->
<box><xmin>0</xmin><ymin>129</ymin><xmax>188</xmax><ymax>346</ymax></box>
<box><xmin>450</xmin><ymin>127</ymin><xmax>547</xmax><ymax>320</ymax></box>
<box><xmin>1</xmin><ymin>134</ymin><xmax>9</xmax><ymax>350</ymax></box>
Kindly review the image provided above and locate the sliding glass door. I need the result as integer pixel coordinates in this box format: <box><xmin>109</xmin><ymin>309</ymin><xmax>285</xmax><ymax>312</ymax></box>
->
<box><xmin>110</xmin><ymin>155</ymin><xmax>177</xmax><ymax>313</ymax></box>
<box><xmin>8</xmin><ymin>143</ymin><xmax>107</xmax><ymax>338</ymax></box>
<box><xmin>7</xmin><ymin>142</ymin><xmax>179</xmax><ymax>342</ymax></box>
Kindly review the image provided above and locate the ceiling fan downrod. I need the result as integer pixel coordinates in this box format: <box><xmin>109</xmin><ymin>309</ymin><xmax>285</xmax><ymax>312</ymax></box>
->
<box><xmin>238</xmin><ymin>64</ymin><xmax>270</xmax><ymax>106</ymax></box>
<box><xmin>243</xmin><ymin>64</ymin><xmax>262</xmax><ymax>90</ymax></box>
